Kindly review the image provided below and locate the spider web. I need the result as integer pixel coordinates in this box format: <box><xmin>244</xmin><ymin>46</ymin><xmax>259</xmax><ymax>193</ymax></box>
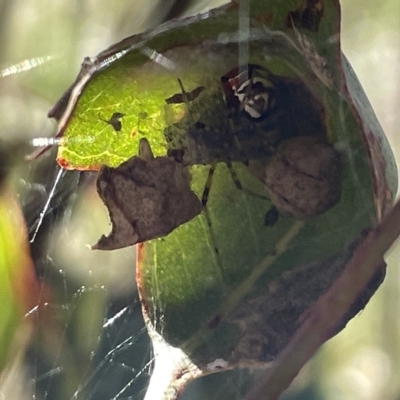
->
<box><xmin>2</xmin><ymin>2</ymin><xmax>268</xmax><ymax>399</ymax></box>
<box><xmin>17</xmin><ymin>4</ymin><xmax>268</xmax><ymax>397</ymax></box>
<box><xmin>21</xmin><ymin>165</ymin><xmax>264</xmax><ymax>400</ymax></box>
<box><xmin>24</xmin><ymin>166</ymin><xmax>151</xmax><ymax>400</ymax></box>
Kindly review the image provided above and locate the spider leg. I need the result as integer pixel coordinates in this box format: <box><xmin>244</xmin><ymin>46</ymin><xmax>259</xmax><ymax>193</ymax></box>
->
<box><xmin>202</xmin><ymin>205</ymin><xmax>224</xmax><ymax>273</ymax></box>
<box><xmin>200</xmin><ymin>162</ymin><xmax>225</xmax><ymax>273</ymax></box>
<box><xmin>201</xmin><ymin>162</ymin><xmax>217</xmax><ymax>206</ymax></box>
<box><xmin>167</xmin><ymin>79</ymin><xmax>225</xmax><ymax>271</ymax></box>
<box><xmin>226</xmin><ymin>160</ymin><xmax>268</xmax><ymax>201</ymax></box>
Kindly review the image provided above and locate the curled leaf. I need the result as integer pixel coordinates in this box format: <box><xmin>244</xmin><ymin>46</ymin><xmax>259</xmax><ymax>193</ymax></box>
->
<box><xmin>38</xmin><ymin>0</ymin><xmax>398</xmax><ymax>398</ymax></box>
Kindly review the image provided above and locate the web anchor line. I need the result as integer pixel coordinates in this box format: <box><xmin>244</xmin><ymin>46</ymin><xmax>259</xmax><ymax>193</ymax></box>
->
<box><xmin>30</xmin><ymin>166</ymin><xmax>64</xmax><ymax>243</ymax></box>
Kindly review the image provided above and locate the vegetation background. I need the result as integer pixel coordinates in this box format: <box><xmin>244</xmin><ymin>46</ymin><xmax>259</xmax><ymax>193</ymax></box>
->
<box><xmin>0</xmin><ymin>0</ymin><xmax>399</xmax><ymax>399</ymax></box>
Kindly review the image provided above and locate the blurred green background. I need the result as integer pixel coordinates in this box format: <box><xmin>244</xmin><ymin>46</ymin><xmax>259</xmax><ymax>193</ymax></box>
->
<box><xmin>0</xmin><ymin>1</ymin><xmax>399</xmax><ymax>399</ymax></box>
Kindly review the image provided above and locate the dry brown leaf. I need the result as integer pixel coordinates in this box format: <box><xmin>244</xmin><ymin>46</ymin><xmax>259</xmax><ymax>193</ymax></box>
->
<box><xmin>91</xmin><ymin>139</ymin><xmax>203</xmax><ymax>250</ymax></box>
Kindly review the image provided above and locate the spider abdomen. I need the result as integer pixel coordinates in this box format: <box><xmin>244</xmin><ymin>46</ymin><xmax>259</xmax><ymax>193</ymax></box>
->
<box><xmin>262</xmin><ymin>136</ymin><xmax>341</xmax><ymax>219</ymax></box>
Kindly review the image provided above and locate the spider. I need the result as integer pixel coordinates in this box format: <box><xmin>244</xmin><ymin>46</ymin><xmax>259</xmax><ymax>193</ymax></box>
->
<box><xmin>164</xmin><ymin>64</ymin><xmax>339</xmax><ymax>228</ymax></box>
<box><xmin>164</xmin><ymin>66</ymin><xmax>277</xmax><ymax>201</ymax></box>
<box><xmin>93</xmin><ymin>66</ymin><xmax>340</xmax><ymax>252</ymax></box>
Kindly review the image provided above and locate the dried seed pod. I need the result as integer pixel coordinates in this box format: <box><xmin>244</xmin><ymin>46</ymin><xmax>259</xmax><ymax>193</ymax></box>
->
<box><xmin>263</xmin><ymin>136</ymin><xmax>341</xmax><ymax>219</ymax></box>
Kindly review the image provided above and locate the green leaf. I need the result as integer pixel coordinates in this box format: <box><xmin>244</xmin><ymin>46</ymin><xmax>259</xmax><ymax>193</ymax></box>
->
<box><xmin>41</xmin><ymin>0</ymin><xmax>397</xmax><ymax>398</ymax></box>
<box><xmin>0</xmin><ymin>185</ymin><xmax>38</xmax><ymax>370</ymax></box>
